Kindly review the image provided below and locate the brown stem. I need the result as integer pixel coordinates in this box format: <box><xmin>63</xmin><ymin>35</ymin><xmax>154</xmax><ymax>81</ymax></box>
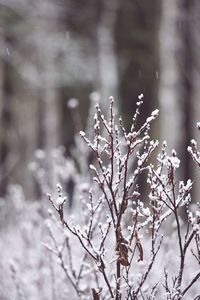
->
<box><xmin>115</xmin><ymin>259</ymin><xmax>121</xmax><ymax>300</ymax></box>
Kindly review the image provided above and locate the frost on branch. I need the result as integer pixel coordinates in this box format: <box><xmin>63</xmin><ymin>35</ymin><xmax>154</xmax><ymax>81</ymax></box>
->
<box><xmin>45</xmin><ymin>97</ymin><xmax>200</xmax><ymax>300</ymax></box>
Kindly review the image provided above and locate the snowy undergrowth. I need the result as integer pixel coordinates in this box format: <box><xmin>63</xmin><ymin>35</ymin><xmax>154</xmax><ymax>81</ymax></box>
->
<box><xmin>0</xmin><ymin>97</ymin><xmax>199</xmax><ymax>300</ymax></box>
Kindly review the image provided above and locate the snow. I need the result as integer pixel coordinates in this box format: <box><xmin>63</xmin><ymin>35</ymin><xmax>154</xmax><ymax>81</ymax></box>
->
<box><xmin>151</xmin><ymin>109</ymin><xmax>159</xmax><ymax>117</ymax></box>
<box><xmin>163</xmin><ymin>156</ymin><xmax>180</xmax><ymax>169</ymax></box>
<box><xmin>79</xmin><ymin>131</ymin><xmax>86</xmax><ymax>137</ymax></box>
<box><xmin>89</xmin><ymin>164</ymin><xmax>97</xmax><ymax>172</ymax></box>
<box><xmin>56</xmin><ymin>196</ymin><xmax>66</xmax><ymax>206</ymax></box>
<box><xmin>67</xmin><ymin>98</ymin><xmax>79</xmax><ymax>109</ymax></box>
<box><xmin>138</xmin><ymin>93</ymin><xmax>144</xmax><ymax>100</ymax></box>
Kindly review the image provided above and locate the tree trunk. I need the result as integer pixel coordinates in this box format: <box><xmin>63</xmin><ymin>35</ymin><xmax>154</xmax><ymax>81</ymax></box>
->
<box><xmin>96</xmin><ymin>0</ymin><xmax>119</xmax><ymax>114</ymax></box>
<box><xmin>158</xmin><ymin>0</ymin><xmax>183</xmax><ymax>151</ymax></box>
<box><xmin>191</xmin><ymin>0</ymin><xmax>200</xmax><ymax>202</ymax></box>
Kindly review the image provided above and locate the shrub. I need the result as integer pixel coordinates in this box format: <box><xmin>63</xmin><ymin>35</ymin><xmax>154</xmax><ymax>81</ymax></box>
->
<box><xmin>45</xmin><ymin>97</ymin><xmax>200</xmax><ymax>300</ymax></box>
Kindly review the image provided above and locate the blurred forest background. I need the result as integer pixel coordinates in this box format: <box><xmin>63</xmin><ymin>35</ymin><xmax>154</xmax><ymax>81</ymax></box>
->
<box><xmin>0</xmin><ymin>0</ymin><xmax>200</xmax><ymax>201</ymax></box>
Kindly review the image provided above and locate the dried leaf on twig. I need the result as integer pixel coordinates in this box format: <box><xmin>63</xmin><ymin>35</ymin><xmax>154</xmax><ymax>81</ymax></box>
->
<box><xmin>91</xmin><ymin>288</ymin><xmax>102</xmax><ymax>300</ymax></box>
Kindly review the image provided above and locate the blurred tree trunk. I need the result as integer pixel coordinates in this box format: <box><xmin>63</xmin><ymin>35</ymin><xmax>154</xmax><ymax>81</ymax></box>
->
<box><xmin>34</xmin><ymin>3</ymin><xmax>62</xmax><ymax>193</ymax></box>
<box><xmin>0</xmin><ymin>31</ymin><xmax>3</xmax><ymax>118</ymax></box>
<box><xmin>96</xmin><ymin>0</ymin><xmax>119</xmax><ymax>113</ymax></box>
<box><xmin>178</xmin><ymin>0</ymin><xmax>200</xmax><ymax>203</ymax></box>
<box><xmin>158</xmin><ymin>0</ymin><xmax>183</xmax><ymax>151</ymax></box>
<box><xmin>191</xmin><ymin>0</ymin><xmax>200</xmax><ymax>201</ymax></box>
<box><xmin>159</xmin><ymin>0</ymin><xmax>200</xmax><ymax>203</ymax></box>
<box><xmin>178</xmin><ymin>0</ymin><xmax>194</xmax><ymax>184</ymax></box>
<box><xmin>1</xmin><ymin>32</ymin><xmax>41</xmax><ymax>198</ymax></box>
<box><xmin>114</xmin><ymin>0</ymin><xmax>161</xmax><ymax>199</ymax></box>
<box><xmin>115</xmin><ymin>0</ymin><xmax>160</xmax><ymax>130</ymax></box>
<box><xmin>33</xmin><ymin>3</ymin><xmax>61</xmax><ymax>152</ymax></box>
<box><xmin>158</xmin><ymin>0</ymin><xmax>190</xmax><ymax>191</ymax></box>
<box><xmin>0</xmin><ymin>31</ymin><xmax>16</xmax><ymax>197</ymax></box>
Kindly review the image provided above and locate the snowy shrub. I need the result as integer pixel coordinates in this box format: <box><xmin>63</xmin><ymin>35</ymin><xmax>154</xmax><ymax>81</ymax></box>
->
<box><xmin>0</xmin><ymin>97</ymin><xmax>199</xmax><ymax>300</ymax></box>
<box><xmin>45</xmin><ymin>97</ymin><xmax>200</xmax><ymax>299</ymax></box>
